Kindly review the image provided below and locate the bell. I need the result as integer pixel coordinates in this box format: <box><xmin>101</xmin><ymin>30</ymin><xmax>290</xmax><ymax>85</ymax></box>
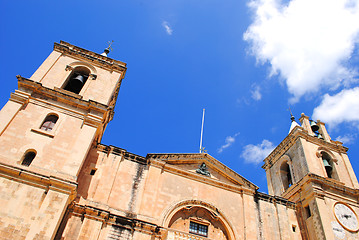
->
<box><xmin>310</xmin><ymin>120</ymin><xmax>319</xmax><ymax>132</ymax></box>
<box><xmin>323</xmin><ymin>159</ymin><xmax>332</xmax><ymax>171</ymax></box>
<box><xmin>69</xmin><ymin>74</ymin><xmax>85</xmax><ymax>92</ymax></box>
<box><xmin>317</xmin><ymin>133</ymin><xmax>324</xmax><ymax>140</ymax></box>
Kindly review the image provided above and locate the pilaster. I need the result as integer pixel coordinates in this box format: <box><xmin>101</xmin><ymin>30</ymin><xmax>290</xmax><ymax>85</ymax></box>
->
<box><xmin>25</xmin><ymin>189</ymin><xmax>71</xmax><ymax>240</ymax></box>
<box><xmin>316</xmin><ymin>120</ymin><xmax>331</xmax><ymax>142</ymax></box>
<box><xmin>299</xmin><ymin>113</ymin><xmax>314</xmax><ymax>136</ymax></box>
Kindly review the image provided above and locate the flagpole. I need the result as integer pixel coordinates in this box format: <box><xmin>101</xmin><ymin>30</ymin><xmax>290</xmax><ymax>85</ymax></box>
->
<box><xmin>199</xmin><ymin>109</ymin><xmax>205</xmax><ymax>153</ymax></box>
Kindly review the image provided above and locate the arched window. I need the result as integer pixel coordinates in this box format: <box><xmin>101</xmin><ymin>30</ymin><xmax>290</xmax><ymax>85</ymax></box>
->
<box><xmin>21</xmin><ymin>150</ymin><xmax>36</xmax><ymax>166</ymax></box>
<box><xmin>321</xmin><ymin>152</ymin><xmax>338</xmax><ymax>179</ymax></box>
<box><xmin>63</xmin><ymin>66</ymin><xmax>90</xmax><ymax>94</ymax></box>
<box><xmin>40</xmin><ymin>114</ymin><xmax>58</xmax><ymax>131</ymax></box>
<box><xmin>280</xmin><ymin>161</ymin><xmax>293</xmax><ymax>190</ymax></box>
<box><xmin>167</xmin><ymin>206</ymin><xmax>230</xmax><ymax>239</ymax></box>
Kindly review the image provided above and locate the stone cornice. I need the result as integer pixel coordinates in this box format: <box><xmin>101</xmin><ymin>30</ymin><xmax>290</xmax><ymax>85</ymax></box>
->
<box><xmin>281</xmin><ymin>173</ymin><xmax>359</xmax><ymax>203</ymax></box>
<box><xmin>262</xmin><ymin>127</ymin><xmax>302</xmax><ymax>170</ymax></box>
<box><xmin>69</xmin><ymin>202</ymin><xmax>162</xmax><ymax>237</ymax></box>
<box><xmin>262</xmin><ymin>127</ymin><xmax>348</xmax><ymax>170</ymax></box>
<box><xmin>97</xmin><ymin>144</ymin><xmax>147</xmax><ymax>165</ymax></box>
<box><xmin>9</xmin><ymin>89</ymin><xmax>31</xmax><ymax>104</ymax></box>
<box><xmin>154</xmin><ymin>159</ymin><xmax>254</xmax><ymax>195</ymax></box>
<box><xmin>148</xmin><ymin>160</ymin><xmax>255</xmax><ymax>195</ymax></box>
<box><xmin>93</xmin><ymin>148</ymin><xmax>258</xmax><ymax>193</ymax></box>
<box><xmin>54</xmin><ymin>41</ymin><xmax>127</xmax><ymax>73</ymax></box>
<box><xmin>0</xmin><ymin>162</ymin><xmax>77</xmax><ymax>198</ymax></box>
<box><xmin>255</xmin><ymin>191</ymin><xmax>297</xmax><ymax>209</ymax></box>
<box><xmin>148</xmin><ymin>153</ymin><xmax>258</xmax><ymax>191</ymax></box>
<box><xmin>16</xmin><ymin>76</ymin><xmax>110</xmax><ymax>127</ymax></box>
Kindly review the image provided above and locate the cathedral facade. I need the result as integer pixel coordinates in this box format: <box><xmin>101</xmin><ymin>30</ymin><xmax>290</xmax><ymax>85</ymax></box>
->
<box><xmin>0</xmin><ymin>41</ymin><xmax>358</xmax><ymax>240</ymax></box>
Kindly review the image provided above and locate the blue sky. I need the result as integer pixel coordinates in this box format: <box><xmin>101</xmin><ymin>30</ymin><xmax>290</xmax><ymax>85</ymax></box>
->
<box><xmin>1</xmin><ymin>0</ymin><xmax>359</xmax><ymax>192</ymax></box>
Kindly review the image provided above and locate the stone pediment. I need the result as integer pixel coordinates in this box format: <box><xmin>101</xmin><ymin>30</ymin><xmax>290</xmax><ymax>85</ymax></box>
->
<box><xmin>147</xmin><ymin>153</ymin><xmax>258</xmax><ymax>192</ymax></box>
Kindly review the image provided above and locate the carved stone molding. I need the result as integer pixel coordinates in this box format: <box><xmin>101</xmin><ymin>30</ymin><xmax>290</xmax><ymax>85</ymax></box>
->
<box><xmin>54</xmin><ymin>41</ymin><xmax>127</xmax><ymax>73</ymax></box>
<box><xmin>263</xmin><ymin>127</ymin><xmax>348</xmax><ymax>170</ymax></box>
<box><xmin>90</xmin><ymin>73</ymin><xmax>97</xmax><ymax>80</ymax></box>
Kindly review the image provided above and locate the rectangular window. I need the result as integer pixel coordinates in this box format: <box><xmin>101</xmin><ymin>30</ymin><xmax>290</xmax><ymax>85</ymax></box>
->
<box><xmin>189</xmin><ymin>221</ymin><xmax>208</xmax><ymax>237</ymax></box>
<box><xmin>305</xmin><ymin>206</ymin><xmax>311</xmax><ymax>219</ymax></box>
<box><xmin>292</xmin><ymin>225</ymin><xmax>296</xmax><ymax>232</ymax></box>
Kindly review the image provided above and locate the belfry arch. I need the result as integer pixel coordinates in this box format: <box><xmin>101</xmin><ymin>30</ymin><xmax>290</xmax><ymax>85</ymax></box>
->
<box><xmin>162</xmin><ymin>199</ymin><xmax>236</xmax><ymax>240</ymax></box>
<box><xmin>65</xmin><ymin>61</ymin><xmax>97</xmax><ymax>78</ymax></box>
<box><xmin>278</xmin><ymin>155</ymin><xmax>293</xmax><ymax>192</ymax></box>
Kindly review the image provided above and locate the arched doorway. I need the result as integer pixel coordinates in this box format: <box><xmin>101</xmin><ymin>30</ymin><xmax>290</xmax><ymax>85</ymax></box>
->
<box><xmin>163</xmin><ymin>200</ymin><xmax>235</xmax><ymax>240</ymax></box>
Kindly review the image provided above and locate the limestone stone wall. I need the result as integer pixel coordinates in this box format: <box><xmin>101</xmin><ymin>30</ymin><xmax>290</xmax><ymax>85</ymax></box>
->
<box><xmin>298</xmin><ymin>140</ymin><xmax>359</xmax><ymax>189</ymax></box>
<box><xmin>267</xmin><ymin>139</ymin><xmax>309</xmax><ymax>196</ymax></box>
<box><xmin>0</xmin><ymin>100</ymin><xmax>96</xmax><ymax>180</ymax></box>
<box><xmin>254</xmin><ymin>196</ymin><xmax>301</xmax><ymax>240</ymax></box>
<box><xmin>287</xmin><ymin>139</ymin><xmax>308</xmax><ymax>184</ymax></box>
<box><xmin>57</xmin><ymin>146</ymin><xmax>303</xmax><ymax>240</ymax></box>
<box><xmin>266</xmin><ymin>135</ymin><xmax>359</xmax><ymax>197</ymax></box>
<box><xmin>0</xmin><ymin>177</ymin><xmax>44</xmax><ymax>239</ymax></box>
<box><xmin>76</xmin><ymin>147</ymin><xmax>148</xmax><ymax>214</ymax></box>
<box><xmin>57</xmin><ymin>212</ymin><xmax>158</xmax><ymax>240</ymax></box>
<box><xmin>0</xmin><ymin>176</ymin><xmax>70</xmax><ymax>240</ymax></box>
<box><xmin>30</xmin><ymin>47</ymin><xmax>124</xmax><ymax>107</ymax></box>
<box><xmin>138</xmin><ymin>162</ymin><xmax>243</xmax><ymax>238</ymax></box>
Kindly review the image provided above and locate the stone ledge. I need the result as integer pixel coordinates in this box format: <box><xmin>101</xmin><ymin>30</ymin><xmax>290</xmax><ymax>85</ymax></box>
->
<box><xmin>0</xmin><ymin>162</ymin><xmax>77</xmax><ymax>197</ymax></box>
<box><xmin>54</xmin><ymin>41</ymin><xmax>127</xmax><ymax>73</ymax></box>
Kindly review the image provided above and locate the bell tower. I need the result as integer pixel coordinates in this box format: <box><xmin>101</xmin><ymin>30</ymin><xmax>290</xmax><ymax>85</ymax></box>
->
<box><xmin>0</xmin><ymin>41</ymin><xmax>126</xmax><ymax>239</ymax></box>
<box><xmin>263</xmin><ymin>113</ymin><xmax>359</xmax><ymax>240</ymax></box>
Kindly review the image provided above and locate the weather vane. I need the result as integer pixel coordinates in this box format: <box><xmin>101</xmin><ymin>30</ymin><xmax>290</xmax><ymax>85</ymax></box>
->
<box><xmin>106</xmin><ymin>40</ymin><xmax>114</xmax><ymax>52</ymax></box>
<box><xmin>102</xmin><ymin>40</ymin><xmax>114</xmax><ymax>56</ymax></box>
<box><xmin>288</xmin><ymin>106</ymin><xmax>295</xmax><ymax>121</ymax></box>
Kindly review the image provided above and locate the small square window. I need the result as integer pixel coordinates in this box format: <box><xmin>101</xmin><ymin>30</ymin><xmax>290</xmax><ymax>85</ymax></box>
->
<box><xmin>90</xmin><ymin>169</ymin><xmax>96</xmax><ymax>175</ymax></box>
<box><xmin>189</xmin><ymin>221</ymin><xmax>208</xmax><ymax>237</ymax></box>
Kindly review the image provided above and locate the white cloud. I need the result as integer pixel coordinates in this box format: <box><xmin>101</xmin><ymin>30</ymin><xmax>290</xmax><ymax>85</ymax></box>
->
<box><xmin>244</xmin><ymin>0</ymin><xmax>359</xmax><ymax>102</ymax></box>
<box><xmin>312</xmin><ymin>87</ymin><xmax>359</xmax><ymax>127</ymax></box>
<box><xmin>336</xmin><ymin>134</ymin><xmax>355</xmax><ymax>145</ymax></box>
<box><xmin>241</xmin><ymin>139</ymin><xmax>274</xmax><ymax>164</ymax></box>
<box><xmin>218</xmin><ymin>132</ymin><xmax>240</xmax><ymax>153</ymax></box>
<box><xmin>251</xmin><ymin>84</ymin><xmax>262</xmax><ymax>101</ymax></box>
<box><xmin>162</xmin><ymin>21</ymin><xmax>173</xmax><ymax>35</ymax></box>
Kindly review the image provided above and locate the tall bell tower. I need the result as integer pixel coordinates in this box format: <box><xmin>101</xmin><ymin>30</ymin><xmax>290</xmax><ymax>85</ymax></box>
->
<box><xmin>0</xmin><ymin>41</ymin><xmax>126</xmax><ymax>239</ymax></box>
<box><xmin>263</xmin><ymin>113</ymin><xmax>359</xmax><ymax>240</ymax></box>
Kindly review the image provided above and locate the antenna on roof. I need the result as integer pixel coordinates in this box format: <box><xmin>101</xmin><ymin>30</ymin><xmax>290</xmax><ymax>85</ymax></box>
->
<box><xmin>199</xmin><ymin>109</ymin><xmax>205</xmax><ymax>153</ymax></box>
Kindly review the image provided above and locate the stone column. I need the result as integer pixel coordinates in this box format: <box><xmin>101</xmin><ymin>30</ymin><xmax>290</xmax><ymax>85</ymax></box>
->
<box><xmin>25</xmin><ymin>190</ymin><xmax>70</xmax><ymax>240</ymax></box>
<box><xmin>63</xmin><ymin>122</ymin><xmax>98</xmax><ymax>178</ymax></box>
<box><xmin>30</xmin><ymin>51</ymin><xmax>62</xmax><ymax>83</ymax></box>
<box><xmin>299</xmin><ymin>113</ymin><xmax>314</xmax><ymax>136</ymax></box>
<box><xmin>0</xmin><ymin>91</ymin><xmax>29</xmax><ymax>136</ymax></box>
<box><xmin>340</xmin><ymin>153</ymin><xmax>359</xmax><ymax>188</ymax></box>
<box><xmin>313</xmin><ymin>197</ymin><xmax>336</xmax><ymax>240</ymax></box>
<box><xmin>77</xmin><ymin>217</ymin><xmax>103</xmax><ymax>240</ymax></box>
<box><xmin>242</xmin><ymin>192</ymin><xmax>258</xmax><ymax>239</ymax></box>
<box><xmin>316</xmin><ymin>120</ymin><xmax>331</xmax><ymax>142</ymax></box>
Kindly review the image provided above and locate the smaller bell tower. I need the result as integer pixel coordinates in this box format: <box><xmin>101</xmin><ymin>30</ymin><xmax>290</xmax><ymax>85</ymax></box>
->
<box><xmin>263</xmin><ymin>113</ymin><xmax>359</xmax><ymax>240</ymax></box>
